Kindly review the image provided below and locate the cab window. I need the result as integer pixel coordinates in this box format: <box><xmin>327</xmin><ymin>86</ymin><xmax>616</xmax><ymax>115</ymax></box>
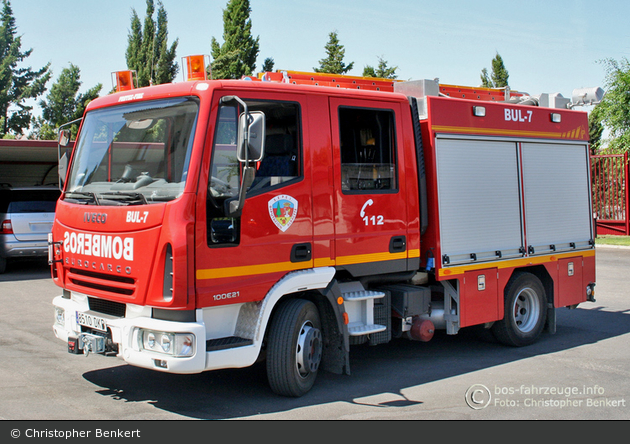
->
<box><xmin>207</xmin><ymin>99</ymin><xmax>302</xmax><ymax>246</ymax></box>
<box><xmin>338</xmin><ymin>107</ymin><xmax>397</xmax><ymax>192</ymax></box>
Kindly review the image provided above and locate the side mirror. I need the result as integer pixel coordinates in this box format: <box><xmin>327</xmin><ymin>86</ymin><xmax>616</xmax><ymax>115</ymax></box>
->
<box><xmin>58</xmin><ymin>152</ymin><xmax>68</xmax><ymax>189</ymax></box>
<box><xmin>237</xmin><ymin>111</ymin><xmax>266</xmax><ymax>163</ymax></box>
<box><xmin>58</xmin><ymin>129</ymin><xmax>71</xmax><ymax>147</ymax></box>
<box><xmin>57</xmin><ymin>129</ymin><xmax>72</xmax><ymax>190</ymax></box>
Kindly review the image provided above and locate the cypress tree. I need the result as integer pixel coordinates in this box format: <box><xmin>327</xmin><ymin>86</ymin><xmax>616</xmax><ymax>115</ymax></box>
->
<box><xmin>125</xmin><ymin>0</ymin><xmax>179</xmax><ymax>87</ymax></box>
<box><xmin>480</xmin><ymin>52</ymin><xmax>509</xmax><ymax>88</ymax></box>
<box><xmin>491</xmin><ymin>53</ymin><xmax>509</xmax><ymax>88</ymax></box>
<box><xmin>211</xmin><ymin>0</ymin><xmax>260</xmax><ymax>79</ymax></box>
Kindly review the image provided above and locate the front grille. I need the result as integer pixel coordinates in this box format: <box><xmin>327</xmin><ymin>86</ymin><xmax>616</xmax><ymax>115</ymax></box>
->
<box><xmin>68</xmin><ymin>268</ymin><xmax>135</xmax><ymax>296</ymax></box>
<box><xmin>88</xmin><ymin>297</ymin><xmax>126</xmax><ymax>317</ymax></box>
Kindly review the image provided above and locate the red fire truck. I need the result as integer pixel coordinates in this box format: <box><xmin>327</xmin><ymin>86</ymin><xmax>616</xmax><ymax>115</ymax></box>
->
<box><xmin>50</xmin><ymin>60</ymin><xmax>597</xmax><ymax>397</ymax></box>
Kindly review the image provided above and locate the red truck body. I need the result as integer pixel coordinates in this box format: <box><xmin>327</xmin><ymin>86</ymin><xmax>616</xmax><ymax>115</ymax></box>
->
<box><xmin>50</xmin><ymin>71</ymin><xmax>595</xmax><ymax>396</ymax></box>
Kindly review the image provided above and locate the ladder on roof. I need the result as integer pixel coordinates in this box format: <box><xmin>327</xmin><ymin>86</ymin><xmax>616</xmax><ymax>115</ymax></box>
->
<box><xmin>248</xmin><ymin>70</ymin><xmax>527</xmax><ymax>102</ymax></box>
<box><xmin>438</xmin><ymin>83</ymin><xmax>526</xmax><ymax>102</ymax></box>
<box><xmin>256</xmin><ymin>70</ymin><xmax>400</xmax><ymax>92</ymax></box>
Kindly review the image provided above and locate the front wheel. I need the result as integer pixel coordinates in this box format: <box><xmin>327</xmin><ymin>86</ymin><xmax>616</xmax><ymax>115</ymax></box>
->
<box><xmin>266</xmin><ymin>299</ymin><xmax>323</xmax><ymax>397</ymax></box>
<box><xmin>492</xmin><ymin>272</ymin><xmax>547</xmax><ymax>347</ymax></box>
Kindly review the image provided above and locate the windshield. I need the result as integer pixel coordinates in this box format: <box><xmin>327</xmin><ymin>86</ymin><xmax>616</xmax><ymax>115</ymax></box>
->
<box><xmin>65</xmin><ymin>97</ymin><xmax>199</xmax><ymax>205</ymax></box>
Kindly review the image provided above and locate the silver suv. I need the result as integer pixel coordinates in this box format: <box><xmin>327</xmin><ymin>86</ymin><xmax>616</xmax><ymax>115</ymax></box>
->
<box><xmin>0</xmin><ymin>187</ymin><xmax>61</xmax><ymax>273</ymax></box>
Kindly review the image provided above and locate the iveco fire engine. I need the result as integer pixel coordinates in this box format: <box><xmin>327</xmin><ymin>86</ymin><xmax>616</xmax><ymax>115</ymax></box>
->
<box><xmin>50</xmin><ymin>57</ymin><xmax>599</xmax><ymax>396</ymax></box>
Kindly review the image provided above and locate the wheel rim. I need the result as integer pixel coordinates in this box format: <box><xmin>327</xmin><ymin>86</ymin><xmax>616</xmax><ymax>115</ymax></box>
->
<box><xmin>295</xmin><ymin>321</ymin><xmax>322</xmax><ymax>378</ymax></box>
<box><xmin>512</xmin><ymin>287</ymin><xmax>541</xmax><ymax>333</ymax></box>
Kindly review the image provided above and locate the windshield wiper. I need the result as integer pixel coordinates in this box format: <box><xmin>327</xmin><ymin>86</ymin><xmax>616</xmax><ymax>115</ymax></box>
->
<box><xmin>64</xmin><ymin>191</ymin><xmax>100</xmax><ymax>205</ymax></box>
<box><xmin>98</xmin><ymin>191</ymin><xmax>147</xmax><ymax>206</ymax></box>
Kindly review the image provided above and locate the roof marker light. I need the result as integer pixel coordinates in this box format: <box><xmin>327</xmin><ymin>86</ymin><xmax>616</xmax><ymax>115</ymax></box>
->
<box><xmin>183</xmin><ymin>55</ymin><xmax>210</xmax><ymax>81</ymax></box>
<box><xmin>112</xmin><ymin>70</ymin><xmax>137</xmax><ymax>92</ymax></box>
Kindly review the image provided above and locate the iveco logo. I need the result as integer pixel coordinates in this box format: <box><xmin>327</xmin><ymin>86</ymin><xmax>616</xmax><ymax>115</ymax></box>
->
<box><xmin>84</xmin><ymin>212</ymin><xmax>107</xmax><ymax>224</ymax></box>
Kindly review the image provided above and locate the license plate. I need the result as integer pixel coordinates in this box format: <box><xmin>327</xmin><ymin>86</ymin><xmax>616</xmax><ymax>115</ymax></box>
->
<box><xmin>76</xmin><ymin>312</ymin><xmax>108</xmax><ymax>332</ymax></box>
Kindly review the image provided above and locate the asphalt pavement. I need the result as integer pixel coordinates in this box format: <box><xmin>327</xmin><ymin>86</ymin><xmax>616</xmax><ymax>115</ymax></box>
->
<box><xmin>0</xmin><ymin>247</ymin><xmax>628</xmax><ymax>426</ymax></box>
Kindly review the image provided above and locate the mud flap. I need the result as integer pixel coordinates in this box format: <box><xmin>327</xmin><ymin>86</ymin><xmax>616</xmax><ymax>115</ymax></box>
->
<box><xmin>545</xmin><ymin>303</ymin><xmax>556</xmax><ymax>334</ymax></box>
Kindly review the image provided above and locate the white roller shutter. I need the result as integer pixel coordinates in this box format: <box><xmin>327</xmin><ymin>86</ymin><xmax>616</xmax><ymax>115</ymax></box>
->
<box><xmin>521</xmin><ymin>142</ymin><xmax>593</xmax><ymax>253</ymax></box>
<box><xmin>436</xmin><ymin>138</ymin><xmax>524</xmax><ymax>265</ymax></box>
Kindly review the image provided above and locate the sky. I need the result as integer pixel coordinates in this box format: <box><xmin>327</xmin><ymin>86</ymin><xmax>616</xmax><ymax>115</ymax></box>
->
<box><xmin>10</xmin><ymin>0</ymin><xmax>630</xmax><ymax>118</ymax></box>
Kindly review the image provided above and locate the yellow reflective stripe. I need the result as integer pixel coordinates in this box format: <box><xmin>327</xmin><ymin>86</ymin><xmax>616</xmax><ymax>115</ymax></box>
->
<box><xmin>437</xmin><ymin>249</ymin><xmax>595</xmax><ymax>277</ymax></box>
<box><xmin>335</xmin><ymin>251</ymin><xmax>407</xmax><ymax>266</ymax></box>
<box><xmin>433</xmin><ymin>125</ymin><xmax>563</xmax><ymax>139</ymax></box>
<box><xmin>314</xmin><ymin>257</ymin><xmax>335</xmax><ymax>267</ymax></box>
<box><xmin>197</xmin><ymin>249</ymin><xmax>416</xmax><ymax>280</ymax></box>
<box><xmin>196</xmin><ymin>261</ymin><xmax>311</xmax><ymax>280</ymax></box>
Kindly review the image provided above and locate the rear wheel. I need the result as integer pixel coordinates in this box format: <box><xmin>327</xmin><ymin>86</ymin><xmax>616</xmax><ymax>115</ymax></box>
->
<box><xmin>266</xmin><ymin>299</ymin><xmax>323</xmax><ymax>397</ymax></box>
<box><xmin>0</xmin><ymin>256</ymin><xmax>6</xmax><ymax>274</ymax></box>
<box><xmin>492</xmin><ymin>272</ymin><xmax>547</xmax><ymax>347</ymax></box>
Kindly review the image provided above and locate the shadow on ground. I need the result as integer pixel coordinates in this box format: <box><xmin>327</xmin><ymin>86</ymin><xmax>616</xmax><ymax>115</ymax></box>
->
<box><xmin>82</xmin><ymin>305</ymin><xmax>630</xmax><ymax>419</ymax></box>
<box><xmin>0</xmin><ymin>258</ymin><xmax>50</xmax><ymax>282</ymax></box>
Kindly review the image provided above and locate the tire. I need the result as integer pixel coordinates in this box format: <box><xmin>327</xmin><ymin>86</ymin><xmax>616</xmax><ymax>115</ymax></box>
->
<box><xmin>492</xmin><ymin>272</ymin><xmax>547</xmax><ymax>347</ymax></box>
<box><xmin>266</xmin><ymin>299</ymin><xmax>323</xmax><ymax>397</ymax></box>
<box><xmin>0</xmin><ymin>256</ymin><xmax>6</xmax><ymax>274</ymax></box>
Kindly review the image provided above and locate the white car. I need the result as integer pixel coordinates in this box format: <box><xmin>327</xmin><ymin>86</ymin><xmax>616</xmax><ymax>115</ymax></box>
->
<box><xmin>0</xmin><ymin>186</ymin><xmax>61</xmax><ymax>273</ymax></box>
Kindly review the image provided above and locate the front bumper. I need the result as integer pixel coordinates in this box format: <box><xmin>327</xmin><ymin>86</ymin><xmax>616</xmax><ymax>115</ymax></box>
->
<box><xmin>52</xmin><ymin>294</ymin><xmax>207</xmax><ymax>374</ymax></box>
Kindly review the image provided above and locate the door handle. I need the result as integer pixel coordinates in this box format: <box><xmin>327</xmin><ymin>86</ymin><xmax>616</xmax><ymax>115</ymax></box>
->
<box><xmin>291</xmin><ymin>243</ymin><xmax>312</xmax><ymax>263</ymax></box>
<box><xmin>389</xmin><ymin>236</ymin><xmax>406</xmax><ymax>253</ymax></box>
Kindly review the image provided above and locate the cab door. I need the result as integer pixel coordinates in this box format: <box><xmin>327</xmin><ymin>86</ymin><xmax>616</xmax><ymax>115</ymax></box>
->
<box><xmin>329</xmin><ymin>97</ymin><xmax>410</xmax><ymax>276</ymax></box>
<box><xmin>195</xmin><ymin>91</ymin><xmax>313</xmax><ymax>307</ymax></box>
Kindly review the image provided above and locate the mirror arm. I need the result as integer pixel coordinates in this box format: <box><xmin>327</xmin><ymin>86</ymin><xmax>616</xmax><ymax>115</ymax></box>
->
<box><xmin>226</xmin><ymin>164</ymin><xmax>256</xmax><ymax>217</ymax></box>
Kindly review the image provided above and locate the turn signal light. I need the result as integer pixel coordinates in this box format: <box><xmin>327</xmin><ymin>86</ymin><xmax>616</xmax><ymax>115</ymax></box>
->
<box><xmin>112</xmin><ymin>70</ymin><xmax>137</xmax><ymax>92</ymax></box>
<box><xmin>183</xmin><ymin>55</ymin><xmax>210</xmax><ymax>81</ymax></box>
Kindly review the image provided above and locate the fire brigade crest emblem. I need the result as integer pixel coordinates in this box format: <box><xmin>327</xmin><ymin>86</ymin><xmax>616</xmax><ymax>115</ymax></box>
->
<box><xmin>268</xmin><ymin>195</ymin><xmax>298</xmax><ymax>232</ymax></box>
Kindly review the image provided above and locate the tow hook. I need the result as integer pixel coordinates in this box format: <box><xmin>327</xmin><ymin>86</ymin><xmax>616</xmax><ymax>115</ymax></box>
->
<box><xmin>78</xmin><ymin>333</ymin><xmax>106</xmax><ymax>357</ymax></box>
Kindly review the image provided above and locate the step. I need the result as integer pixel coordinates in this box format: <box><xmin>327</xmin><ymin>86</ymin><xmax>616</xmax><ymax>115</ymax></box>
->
<box><xmin>348</xmin><ymin>323</ymin><xmax>387</xmax><ymax>336</ymax></box>
<box><xmin>206</xmin><ymin>336</ymin><xmax>253</xmax><ymax>352</ymax></box>
<box><xmin>342</xmin><ymin>290</ymin><xmax>386</xmax><ymax>302</ymax></box>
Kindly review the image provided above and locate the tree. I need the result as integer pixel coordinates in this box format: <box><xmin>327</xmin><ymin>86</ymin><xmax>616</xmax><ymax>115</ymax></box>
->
<box><xmin>210</xmin><ymin>0</ymin><xmax>259</xmax><ymax>79</ymax></box>
<box><xmin>262</xmin><ymin>57</ymin><xmax>274</xmax><ymax>73</ymax></box>
<box><xmin>363</xmin><ymin>56</ymin><xmax>398</xmax><ymax>79</ymax></box>
<box><xmin>125</xmin><ymin>0</ymin><xmax>178</xmax><ymax>87</ymax></box>
<box><xmin>594</xmin><ymin>57</ymin><xmax>630</xmax><ymax>153</ymax></box>
<box><xmin>0</xmin><ymin>0</ymin><xmax>50</xmax><ymax>137</ymax></box>
<box><xmin>31</xmin><ymin>64</ymin><xmax>102</xmax><ymax>140</ymax></box>
<box><xmin>314</xmin><ymin>31</ymin><xmax>354</xmax><ymax>75</ymax></box>
<box><xmin>480</xmin><ymin>52</ymin><xmax>509</xmax><ymax>88</ymax></box>
<box><xmin>588</xmin><ymin>104</ymin><xmax>604</xmax><ymax>153</ymax></box>
<box><xmin>480</xmin><ymin>68</ymin><xmax>492</xmax><ymax>88</ymax></box>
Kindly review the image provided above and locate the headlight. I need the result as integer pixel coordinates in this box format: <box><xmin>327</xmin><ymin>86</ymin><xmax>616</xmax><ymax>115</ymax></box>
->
<box><xmin>137</xmin><ymin>329</ymin><xmax>195</xmax><ymax>357</ymax></box>
<box><xmin>54</xmin><ymin>307</ymin><xmax>65</xmax><ymax>326</ymax></box>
